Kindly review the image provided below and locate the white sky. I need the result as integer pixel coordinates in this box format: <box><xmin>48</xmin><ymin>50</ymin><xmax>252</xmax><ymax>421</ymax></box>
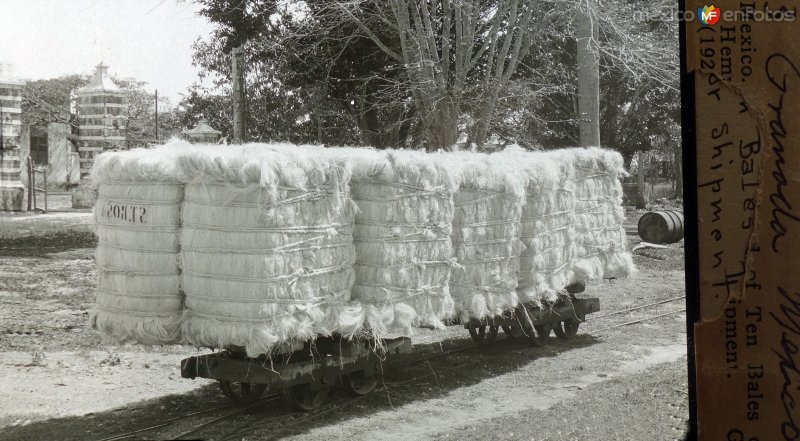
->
<box><xmin>0</xmin><ymin>0</ymin><xmax>215</xmax><ymax>105</ymax></box>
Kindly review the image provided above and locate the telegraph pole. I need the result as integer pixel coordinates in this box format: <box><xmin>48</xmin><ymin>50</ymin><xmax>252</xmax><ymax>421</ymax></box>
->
<box><xmin>154</xmin><ymin>89</ymin><xmax>159</xmax><ymax>141</ymax></box>
<box><xmin>0</xmin><ymin>109</ymin><xmax>4</xmax><ymax>184</ymax></box>
<box><xmin>576</xmin><ymin>6</ymin><xmax>600</xmax><ymax>147</ymax></box>
<box><xmin>232</xmin><ymin>45</ymin><xmax>247</xmax><ymax>143</ymax></box>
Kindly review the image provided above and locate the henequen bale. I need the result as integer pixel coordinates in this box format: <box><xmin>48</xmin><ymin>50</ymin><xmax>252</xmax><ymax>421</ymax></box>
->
<box><xmin>90</xmin><ymin>148</ymin><xmax>185</xmax><ymax>344</ymax></box>
<box><xmin>440</xmin><ymin>151</ymin><xmax>526</xmax><ymax>322</ymax></box>
<box><xmin>177</xmin><ymin>144</ymin><xmax>363</xmax><ymax>356</ymax></box>
<box><xmin>348</xmin><ymin>148</ymin><xmax>458</xmax><ymax>337</ymax></box>
<box><xmin>565</xmin><ymin>148</ymin><xmax>635</xmax><ymax>282</ymax></box>
<box><xmin>494</xmin><ymin>146</ymin><xmax>577</xmax><ymax>305</ymax></box>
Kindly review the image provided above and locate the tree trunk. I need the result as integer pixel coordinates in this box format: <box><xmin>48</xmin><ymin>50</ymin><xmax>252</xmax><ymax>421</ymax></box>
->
<box><xmin>397</xmin><ymin>107</ymin><xmax>415</xmax><ymax>148</ymax></box>
<box><xmin>673</xmin><ymin>143</ymin><xmax>683</xmax><ymax>199</ymax></box>
<box><xmin>425</xmin><ymin>98</ymin><xmax>458</xmax><ymax>150</ymax></box>
<box><xmin>232</xmin><ymin>46</ymin><xmax>247</xmax><ymax>143</ymax></box>
<box><xmin>636</xmin><ymin>150</ymin><xmax>648</xmax><ymax>209</ymax></box>
<box><xmin>356</xmin><ymin>88</ymin><xmax>384</xmax><ymax>148</ymax></box>
<box><xmin>576</xmin><ymin>8</ymin><xmax>600</xmax><ymax>147</ymax></box>
<box><xmin>315</xmin><ymin>110</ymin><xmax>323</xmax><ymax>144</ymax></box>
<box><xmin>622</xmin><ymin>150</ymin><xmax>635</xmax><ymax>171</ymax></box>
<box><xmin>361</xmin><ymin>106</ymin><xmax>383</xmax><ymax>148</ymax></box>
<box><xmin>471</xmin><ymin>87</ymin><xmax>503</xmax><ymax>149</ymax></box>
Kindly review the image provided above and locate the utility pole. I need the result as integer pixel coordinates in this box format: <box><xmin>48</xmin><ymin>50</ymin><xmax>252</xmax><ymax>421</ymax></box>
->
<box><xmin>576</xmin><ymin>5</ymin><xmax>600</xmax><ymax>147</ymax></box>
<box><xmin>0</xmin><ymin>109</ymin><xmax>4</xmax><ymax>184</ymax></box>
<box><xmin>154</xmin><ymin>89</ymin><xmax>159</xmax><ymax>141</ymax></box>
<box><xmin>232</xmin><ymin>45</ymin><xmax>247</xmax><ymax>143</ymax></box>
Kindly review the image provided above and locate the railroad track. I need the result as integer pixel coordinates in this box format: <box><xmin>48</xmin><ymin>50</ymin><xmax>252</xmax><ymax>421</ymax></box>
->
<box><xmin>95</xmin><ymin>296</ymin><xmax>687</xmax><ymax>441</ymax></box>
<box><xmin>585</xmin><ymin>296</ymin><xmax>686</xmax><ymax>334</ymax></box>
<box><xmin>94</xmin><ymin>342</ymin><xmax>490</xmax><ymax>441</ymax></box>
<box><xmin>96</xmin><ymin>401</ymin><xmax>258</xmax><ymax>441</ymax></box>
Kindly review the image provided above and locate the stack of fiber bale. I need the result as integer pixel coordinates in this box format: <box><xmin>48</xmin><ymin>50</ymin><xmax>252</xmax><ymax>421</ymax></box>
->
<box><xmin>90</xmin><ymin>147</ymin><xmax>185</xmax><ymax>344</ymax></box>
<box><xmin>177</xmin><ymin>144</ymin><xmax>363</xmax><ymax>356</ymax></box>
<box><xmin>441</xmin><ymin>152</ymin><xmax>526</xmax><ymax>322</ymax></box>
<box><xmin>566</xmin><ymin>147</ymin><xmax>635</xmax><ymax>281</ymax></box>
<box><xmin>89</xmin><ymin>141</ymin><xmax>634</xmax><ymax>353</ymax></box>
<box><xmin>495</xmin><ymin>145</ymin><xmax>635</xmax><ymax>304</ymax></box>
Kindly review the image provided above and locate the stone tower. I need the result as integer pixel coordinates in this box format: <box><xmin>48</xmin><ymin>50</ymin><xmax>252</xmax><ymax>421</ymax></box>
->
<box><xmin>0</xmin><ymin>63</ymin><xmax>25</xmax><ymax>211</ymax></box>
<box><xmin>75</xmin><ymin>63</ymin><xmax>128</xmax><ymax>177</ymax></box>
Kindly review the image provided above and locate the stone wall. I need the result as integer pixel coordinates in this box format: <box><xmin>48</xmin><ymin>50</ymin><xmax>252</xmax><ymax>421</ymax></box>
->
<box><xmin>71</xmin><ymin>178</ymin><xmax>96</xmax><ymax>208</ymax></box>
<box><xmin>46</xmin><ymin>122</ymin><xmax>75</xmax><ymax>188</ymax></box>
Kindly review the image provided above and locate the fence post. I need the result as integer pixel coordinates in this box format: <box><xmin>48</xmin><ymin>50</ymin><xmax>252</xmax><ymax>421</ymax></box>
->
<box><xmin>31</xmin><ymin>159</ymin><xmax>36</xmax><ymax>211</ymax></box>
<box><xmin>43</xmin><ymin>170</ymin><xmax>47</xmax><ymax>213</ymax></box>
<box><xmin>27</xmin><ymin>157</ymin><xmax>32</xmax><ymax>212</ymax></box>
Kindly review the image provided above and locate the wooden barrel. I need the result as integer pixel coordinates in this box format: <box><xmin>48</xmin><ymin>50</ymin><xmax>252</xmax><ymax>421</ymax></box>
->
<box><xmin>637</xmin><ymin>210</ymin><xmax>684</xmax><ymax>244</ymax></box>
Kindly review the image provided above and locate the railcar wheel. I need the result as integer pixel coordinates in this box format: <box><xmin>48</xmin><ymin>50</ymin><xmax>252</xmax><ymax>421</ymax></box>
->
<box><xmin>563</xmin><ymin>317</ymin><xmax>581</xmax><ymax>336</ymax></box>
<box><xmin>469</xmin><ymin>325</ymin><xmax>499</xmax><ymax>344</ymax></box>
<box><xmin>282</xmin><ymin>383</ymin><xmax>330</xmax><ymax>411</ymax></box>
<box><xmin>553</xmin><ymin>322</ymin><xmax>567</xmax><ymax>338</ymax></box>
<box><xmin>554</xmin><ymin>312</ymin><xmax>585</xmax><ymax>339</ymax></box>
<box><xmin>530</xmin><ymin>324</ymin><xmax>551</xmax><ymax>346</ymax></box>
<box><xmin>341</xmin><ymin>371</ymin><xmax>379</xmax><ymax>397</ymax></box>
<box><xmin>218</xmin><ymin>381</ymin><xmax>267</xmax><ymax>404</ymax></box>
<box><xmin>554</xmin><ymin>319</ymin><xmax>582</xmax><ymax>339</ymax></box>
<box><xmin>501</xmin><ymin>325</ymin><xmax>524</xmax><ymax>338</ymax></box>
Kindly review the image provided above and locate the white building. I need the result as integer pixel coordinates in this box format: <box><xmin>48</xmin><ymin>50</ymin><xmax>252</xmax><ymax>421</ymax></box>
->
<box><xmin>0</xmin><ymin>63</ymin><xmax>25</xmax><ymax>211</ymax></box>
<box><xmin>75</xmin><ymin>63</ymin><xmax>128</xmax><ymax>177</ymax></box>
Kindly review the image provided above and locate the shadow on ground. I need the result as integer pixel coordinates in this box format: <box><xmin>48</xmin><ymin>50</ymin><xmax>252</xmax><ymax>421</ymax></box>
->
<box><xmin>0</xmin><ymin>334</ymin><xmax>600</xmax><ymax>441</ymax></box>
<box><xmin>0</xmin><ymin>232</ymin><xmax>96</xmax><ymax>257</ymax></box>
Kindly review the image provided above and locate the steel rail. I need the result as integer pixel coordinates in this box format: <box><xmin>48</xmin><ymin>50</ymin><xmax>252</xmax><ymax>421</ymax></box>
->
<box><xmin>586</xmin><ymin>296</ymin><xmax>686</xmax><ymax>321</ymax></box>
<box><xmin>588</xmin><ymin>309</ymin><xmax>687</xmax><ymax>334</ymax></box>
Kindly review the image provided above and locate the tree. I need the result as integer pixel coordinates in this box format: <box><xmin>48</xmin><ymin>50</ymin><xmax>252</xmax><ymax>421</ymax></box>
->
<box><xmin>178</xmin><ymin>88</ymin><xmax>233</xmax><ymax>140</ymax></box>
<box><xmin>21</xmin><ymin>75</ymin><xmax>86</xmax><ymax>129</ymax></box>
<box><xmin>190</xmin><ymin>0</ymin><xmax>405</xmax><ymax>147</ymax></box>
<box><xmin>193</xmin><ymin>0</ymin><xmax>283</xmax><ymax>142</ymax></box>
<box><xmin>22</xmin><ymin>74</ymin><xmax>184</xmax><ymax>145</ymax></box>
<box><xmin>188</xmin><ymin>0</ymin><xmax>680</xmax><ymax>163</ymax></box>
<box><xmin>593</xmin><ymin>0</ymin><xmax>681</xmax><ymax>203</ymax></box>
<box><xmin>280</xmin><ymin>0</ymin><xmax>413</xmax><ymax>147</ymax></box>
<box><xmin>114</xmin><ymin>77</ymin><xmax>184</xmax><ymax>142</ymax></box>
<box><xmin>321</xmin><ymin>0</ymin><xmax>559</xmax><ymax>149</ymax></box>
<box><xmin>191</xmin><ymin>0</ymin><xmax>565</xmax><ymax>150</ymax></box>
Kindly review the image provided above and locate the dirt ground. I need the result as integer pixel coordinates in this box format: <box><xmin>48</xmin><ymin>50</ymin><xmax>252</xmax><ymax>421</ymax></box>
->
<box><xmin>0</xmin><ymin>208</ymin><xmax>689</xmax><ymax>441</ymax></box>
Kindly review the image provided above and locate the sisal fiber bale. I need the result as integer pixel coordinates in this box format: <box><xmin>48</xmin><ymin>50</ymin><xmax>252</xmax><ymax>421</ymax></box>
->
<box><xmin>348</xmin><ymin>149</ymin><xmax>457</xmax><ymax>336</ymax></box>
<box><xmin>438</xmin><ymin>151</ymin><xmax>526</xmax><ymax>322</ymax></box>
<box><xmin>564</xmin><ymin>147</ymin><xmax>636</xmax><ymax>282</ymax></box>
<box><xmin>176</xmin><ymin>143</ymin><xmax>363</xmax><ymax>357</ymax></box>
<box><xmin>494</xmin><ymin>147</ymin><xmax>578</xmax><ymax>305</ymax></box>
<box><xmin>90</xmin><ymin>147</ymin><xmax>186</xmax><ymax>345</ymax></box>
